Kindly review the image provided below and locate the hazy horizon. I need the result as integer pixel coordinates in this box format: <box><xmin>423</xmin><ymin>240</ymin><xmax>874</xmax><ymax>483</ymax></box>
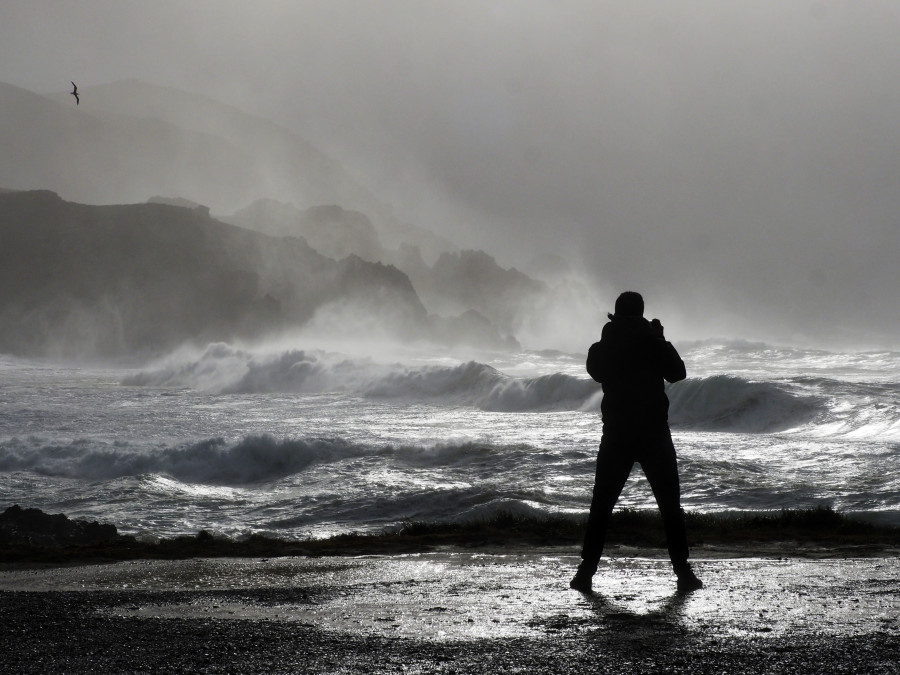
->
<box><xmin>2</xmin><ymin>1</ymin><xmax>900</xmax><ymax>349</ymax></box>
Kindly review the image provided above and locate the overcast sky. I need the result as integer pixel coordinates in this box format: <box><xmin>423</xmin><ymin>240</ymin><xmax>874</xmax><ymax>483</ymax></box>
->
<box><xmin>2</xmin><ymin>1</ymin><xmax>900</xmax><ymax>346</ymax></box>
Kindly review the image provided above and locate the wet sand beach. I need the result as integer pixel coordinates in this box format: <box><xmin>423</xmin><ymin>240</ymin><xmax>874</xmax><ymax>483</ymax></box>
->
<box><xmin>2</xmin><ymin>547</ymin><xmax>899</xmax><ymax>674</ymax></box>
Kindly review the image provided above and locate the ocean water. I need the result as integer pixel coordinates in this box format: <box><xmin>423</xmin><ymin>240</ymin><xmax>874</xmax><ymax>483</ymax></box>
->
<box><xmin>2</xmin><ymin>339</ymin><xmax>899</xmax><ymax>540</ymax></box>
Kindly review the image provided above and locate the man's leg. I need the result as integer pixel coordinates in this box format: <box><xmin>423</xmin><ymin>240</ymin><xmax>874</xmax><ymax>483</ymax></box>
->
<box><xmin>573</xmin><ymin>431</ymin><xmax>634</xmax><ymax>588</ymax></box>
<box><xmin>639</xmin><ymin>428</ymin><xmax>701</xmax><ymax>591</ymax></box>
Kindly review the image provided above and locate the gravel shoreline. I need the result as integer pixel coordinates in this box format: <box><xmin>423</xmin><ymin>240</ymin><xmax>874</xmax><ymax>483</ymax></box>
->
<box><xmin>2</xmin><ymin>552</ymin><xmax>899</xmax><ymax>674</ymax></box>
<box><xmin>3</xmin><ymin>588</ymin><xmax>899</xmax><ymax>674</ymax></box>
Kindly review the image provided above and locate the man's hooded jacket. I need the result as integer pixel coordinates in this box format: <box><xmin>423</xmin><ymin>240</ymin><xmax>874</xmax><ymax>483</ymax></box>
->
<box><xmin>586</xmin><ymin>315</ymin><xmax>686</xmax><ymax>429</ymax></box>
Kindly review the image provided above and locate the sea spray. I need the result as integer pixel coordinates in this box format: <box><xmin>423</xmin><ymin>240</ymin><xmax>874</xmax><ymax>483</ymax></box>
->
<box><xmin>123</xmin><ymin>344</ymin><xmax>823</xmax><ymax>423</ymax></box>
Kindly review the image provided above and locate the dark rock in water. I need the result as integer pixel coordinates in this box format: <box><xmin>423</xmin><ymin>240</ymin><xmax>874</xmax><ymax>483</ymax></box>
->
<box><xmin>0</xmin><ymin>504</ymin><xmax>119</xmax><ymax>548</ymax></box>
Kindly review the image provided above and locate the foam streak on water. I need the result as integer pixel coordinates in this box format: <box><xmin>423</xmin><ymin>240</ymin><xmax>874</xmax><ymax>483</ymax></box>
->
<box><xmin>1</xmin><ymin>340</ymin><xmax>899</xmax><ymax>538</ymax></box>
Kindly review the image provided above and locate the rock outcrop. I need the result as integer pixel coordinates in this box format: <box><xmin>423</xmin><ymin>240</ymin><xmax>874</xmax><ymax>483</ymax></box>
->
<box><xmin>0</xmin><ymin>505</ymin><xmax>120</xmax><ymax>548</ymax></box>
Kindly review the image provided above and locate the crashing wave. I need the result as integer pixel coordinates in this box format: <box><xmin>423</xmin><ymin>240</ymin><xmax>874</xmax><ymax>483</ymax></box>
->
<box><xmin>124</xmin><ymin>344</ymin><xmax>601</xmax><ymax>412</ymax></box>
<box><xmin>123</xmin><ymin>345</ymin><xmax>825</xmax><ymax>426</ymax></box>
<box><xmin>0</xmin><ymin>435</ymin><xmax>369</xmax><ymax>485</ymax></box>
<box><xmin>667</xmin><ymin>374</ymin><xmax>822</xmax><ymax>432</ymax></box>
<box><xmin>0</xmin><ymin>435</ymin><xmax>549</xmax><ymax>486</ymax></box>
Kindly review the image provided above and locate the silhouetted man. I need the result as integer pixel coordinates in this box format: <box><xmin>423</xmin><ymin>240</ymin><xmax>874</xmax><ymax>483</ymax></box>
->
<box><xmin>570</xmin><ymin>291</ymin><xmax>702</xmax><ymax>593</ymax></box>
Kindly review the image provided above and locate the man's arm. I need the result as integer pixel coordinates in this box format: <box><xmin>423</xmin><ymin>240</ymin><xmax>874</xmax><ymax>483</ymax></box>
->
<box><xmin>657</xmin><ymin>340</ymin><xmax>687</xmax><ymax>383</ymax></box>
<box><xmin>586</xmin><ymin>341</ymin><xmax>606</xmax><ymax>383</ymax></box>
<box><xmin>650</xmin><ymin>319</ymin><xmax>686</xmax><ymax>383</ymax></box>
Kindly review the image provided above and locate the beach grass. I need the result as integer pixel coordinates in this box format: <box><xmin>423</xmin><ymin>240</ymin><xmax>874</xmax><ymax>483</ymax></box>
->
<box><xmin>2</xmin><ymin>506</ymin><xmax>899</xmax><ymax>563</ymax></box>
<box><xmin>382</xmin><ymin>505</ymin><xmax>900</xmax><ymax>552</ymax></box>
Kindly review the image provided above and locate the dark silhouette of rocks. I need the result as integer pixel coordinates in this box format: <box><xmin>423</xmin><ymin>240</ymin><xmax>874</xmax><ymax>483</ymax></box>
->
<box><xmin>401</xmin><ymin>249</ymin><xmax>547</xmax><ymax>338</ymax></box>
<box><xmin>147</xmin><ymin>195</ymin><xmax>209</xmax><ymax>213</ymax></box>
<box><xmin>218</xmin><ymin>202</ymin><xmax>546</xmax><ymax>349</ymax></box>
<box><xmin>225</xmin><ymin>202</ymin><xmax>527</xmax><ymax>343</ymax></box>
<box><xmin>0</xmin><ymin>190</ymin><xmax>429</xmax><ymax>358</ymax></box>
<box><xmin>226</xmin><ymin>199</ymin><xmax>384</xmax><ymax>262</ymax></box>
<box><xmin>0</xmin><ymin>505</ymin><xmax>119</xmax><ymax>548</ymax></box>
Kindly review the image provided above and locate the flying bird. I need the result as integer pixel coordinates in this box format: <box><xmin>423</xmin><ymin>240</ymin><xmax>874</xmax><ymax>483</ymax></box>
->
<box><xmin>70</xmin><ymin>81</ymin><xmax>79</xmax><ymax>105</ymax></box>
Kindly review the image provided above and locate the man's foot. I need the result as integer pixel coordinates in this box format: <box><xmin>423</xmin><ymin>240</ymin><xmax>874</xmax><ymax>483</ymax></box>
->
<box><xmin>569</xmin><ymin>566</ymin><xmax>594</xmax><ymax>593</ymax></box>
<box><xmin>569</xmin><ymin>571</ymin><xmax>593</xmax><ymax>593</ymax></box>
<box><xmin>675</xmin><ymin>564</ymin><xmax>703</xmax><ymax>593</ymax></box>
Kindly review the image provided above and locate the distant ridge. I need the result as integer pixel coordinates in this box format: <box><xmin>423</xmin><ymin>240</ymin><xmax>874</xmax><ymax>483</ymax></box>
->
<box><xmin>0</xmin><ymin>80</ymin><xmax>255</xmax><ymax>211</ymax></box>
<box><xmin>40</xmin><ymin>79</ymin><xmax>383</xmax><ymax>217</ymax></box>
<box><xmin>0</xmin><ymin>79</ymin><xmax>375</xmax><ymax>215</ymax></box>
<box><xmin>147</xmin><ymin>195</ymin><xmax>207</xmax><ymax>210</ymax></box>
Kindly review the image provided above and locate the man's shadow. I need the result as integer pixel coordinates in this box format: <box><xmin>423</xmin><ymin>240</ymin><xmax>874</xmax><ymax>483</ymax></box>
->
<box><xmin>579</xmin><ymin>587</ymin><xmax>693</xmax><ymax>635</ymax></box>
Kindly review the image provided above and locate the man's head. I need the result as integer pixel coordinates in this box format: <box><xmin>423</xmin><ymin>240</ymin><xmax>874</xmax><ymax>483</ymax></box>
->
<box><xmin>614</xmin><ymin>291</ymin><xmax>644</xmax><ymax>317</ymax></box>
